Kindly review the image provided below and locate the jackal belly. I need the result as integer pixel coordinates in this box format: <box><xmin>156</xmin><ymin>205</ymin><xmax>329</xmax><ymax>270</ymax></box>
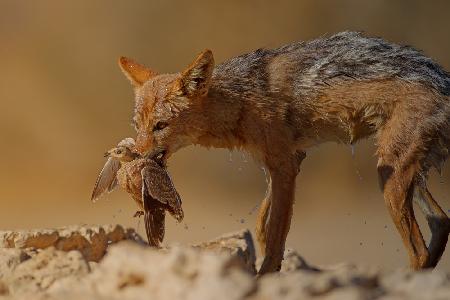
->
<box><xmin>291</xmin><ymin>79</ymin><xmax>427</xmax><ymax>148</ymax></box>
<box><xmin>298</xmin><ymin>115</ymin><xmax>377</xmax><ymax>148</ymax></box>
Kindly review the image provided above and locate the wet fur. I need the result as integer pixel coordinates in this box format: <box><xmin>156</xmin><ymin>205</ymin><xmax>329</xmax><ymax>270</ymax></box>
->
<box><xmin>120</xmin><ymin>31</ymin><xmax>450</xmax><ymax>273</ymax></box>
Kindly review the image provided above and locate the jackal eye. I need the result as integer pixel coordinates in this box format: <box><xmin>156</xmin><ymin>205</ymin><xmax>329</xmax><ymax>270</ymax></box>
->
<box><xmin>153</xmin><ymin>121</ymin><xmax>168</xmax><ymax>131</ymax></box>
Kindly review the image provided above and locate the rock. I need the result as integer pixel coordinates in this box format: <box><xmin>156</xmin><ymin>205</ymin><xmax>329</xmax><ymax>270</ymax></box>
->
<box><xmin>281</xmin><ymin>249</ymin><xmax>320</xmax><ymax>273</ymax></box>
<box><xmin>49</xmin><ymin>241</ymin><xmax>256</xmax><ymax>300</ymax></box>
<box><xmin>5</xmin><ymin>247</ymin><xmax>90</xmax><ymax>296</ymax></box>
<box><xmin>0</xmin><ymin>280</ymin><xmax>9</xmax><ymax>296</ymax></box>
<box><xmin>1</xmin><ymin>225</ymin><xmax>450</xmax><ymax>300</ymax></box>
<box><xmin>0</xmin><ymin>248</ymin><xmax>30</xmax><ymax>280</ymax></box>
<box><xmin>252</xmin><ymin>263</ymin><xmax>450</xmax><ymax>299</ymax></box>
<box><xmin>255</xmin><ymin>249</ymin><xmax>319</xmax><ymax>274</ymax></box>
<box><xmin>381</xmin><ymin>269</ymin><xmax>450</xmax><ymax>299</ymax></box>
<box><xmin>0</xmin><ymin>224</ymin><xmax>145</xmax><ymax>262</ymax></box>
<box><xmin>253</xmin><ymin>264</ymin><xmax>383</xmax><ymax>300</ymax></box>
<box><xmin>193</xmin><ymin>229</ymin><xmax>257</xmax><ymax>274</ymax></box>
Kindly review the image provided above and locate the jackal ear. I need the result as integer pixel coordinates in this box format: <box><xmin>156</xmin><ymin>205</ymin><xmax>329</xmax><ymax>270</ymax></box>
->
<box><xmin>177</xmin><ymin>50</ymin><xmax>214</xmax><ymax>97</ymax></box>
<box><xmin>118</xmin><ymin>57</ymin><xmax>157</xmax><ymax>87</ymax></box>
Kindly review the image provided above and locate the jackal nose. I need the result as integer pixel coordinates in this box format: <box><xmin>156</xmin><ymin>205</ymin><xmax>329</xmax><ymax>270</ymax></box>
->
<box><xmin>135</xmin><ymin>132</ymin><xmax>152</xmax><ymax>154</ymax></box>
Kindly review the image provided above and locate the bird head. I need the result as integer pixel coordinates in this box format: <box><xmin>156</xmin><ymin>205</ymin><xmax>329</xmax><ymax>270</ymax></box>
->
<box><xmin>104</xmin><ymin>146</ymin><xmax>137</xmax><ymax>162</ymax></box>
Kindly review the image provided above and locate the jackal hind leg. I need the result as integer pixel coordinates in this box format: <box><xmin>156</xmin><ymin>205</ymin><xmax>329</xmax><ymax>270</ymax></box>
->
<box><xmin>377</xmin><ymin>156</ymin><xmax>430</xmax><ymax>269</ymax></box>
<box><xmin>376</xmin><ymin>110</ymin><xmax>436</xmax><ymax>270</ymax></box>
<box><xmin>414</xmin><ymin>177</ymin><xmax>450</xmax><ymax>267</ymax></box>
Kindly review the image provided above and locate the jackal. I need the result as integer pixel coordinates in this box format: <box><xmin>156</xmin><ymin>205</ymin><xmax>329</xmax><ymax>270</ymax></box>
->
<box><xmin>118</xmin><ymin>31</ymin><xmax>450</xmax><ymax>274</ymax></box>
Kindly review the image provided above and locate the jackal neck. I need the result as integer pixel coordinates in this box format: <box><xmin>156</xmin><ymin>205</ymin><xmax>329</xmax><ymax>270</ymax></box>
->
<box><xmin>194</xmin><ymin>78</ymin><xmax>246</xmax><ymax>150</ymax></box>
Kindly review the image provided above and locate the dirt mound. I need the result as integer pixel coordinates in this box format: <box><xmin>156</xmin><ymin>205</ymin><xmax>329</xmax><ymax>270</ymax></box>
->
<box><xmin>0</xmin><ymin>225</ymin><xmax>448</xmax><ymax>299</ymax></box>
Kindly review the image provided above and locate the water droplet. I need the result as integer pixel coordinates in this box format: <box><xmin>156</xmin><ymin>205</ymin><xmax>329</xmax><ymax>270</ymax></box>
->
<box><xmin>228</xmin><ymin>151</ymin><xmax>233</xmax><ymax>163</ymax></box>
<box><xmin>237</xmin><ymin>167</ymin><xmax>243</xmax><ymax>172</ymax></box>
<box><xmin>381</xmin><ymin>242</ymin><xmax>384</xmax><ymax>246</ymax></box>
<box><xmin>359</xmin><ymin>242</ymin><xmax>363</xmax><ymax>246</ymax></box>
<box><xmin>241</xmin><ymin>152</ymin><xmax>248</xmax><ymax>163</ymax></box>
<box><xmin>364</xmin><ymin>221</ymin><xmax>367</xmax><ymax>225</ymax></box>
<box><xmin>184</xmin><ymin>223</ymin><xmax>189</xmax><ymax>230</ymax></box>
<box><xmin>248</xmin><ymin>205</ymin><xmax>259</xmax><ymax>215</ymax></box>
<box><xmin>240</xmin><ymin>219</ymin><xmax>245</xmax><ymax>224</ymax></box>
<box><xmin>384</xmin><ymin>225</ymin><xmax>387</xmax><ymax>229</ymax></box>
<box><xmin>229</xmin><ymin>213</ymin><xmax>233</xmax><ymax>217</ymax></box>
<box><xmin>355</xmin><ymin>168</ymin><xmax>363</xmax><ymax>181</ymax></box>
<box><xmin>202</xmin><ymin>226</ymin><xmax>206</xmax><ymax>230</ymax></box>
<box><xmin>350</xmin><ymin>145</ymin><xmax>363</xmax><ymax>181</ymax></box>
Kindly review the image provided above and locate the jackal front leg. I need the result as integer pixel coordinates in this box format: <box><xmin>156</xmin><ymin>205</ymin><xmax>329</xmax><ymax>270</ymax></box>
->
<box><xmin>257</xmin><ymin>151</ymin><xmax>305</xmax><ymax>274</ymax></box>
<box><xmin>256</xmin><ymin>176</ymin><xmax>271</xmax><ymax>256</ymax></box>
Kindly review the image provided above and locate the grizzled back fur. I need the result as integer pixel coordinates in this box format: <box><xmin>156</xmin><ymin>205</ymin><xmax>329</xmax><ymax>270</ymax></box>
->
<box><xmin>213</xmin><ymin>31</ymin><xmax>450</xmax><ymax>98</ymax></box>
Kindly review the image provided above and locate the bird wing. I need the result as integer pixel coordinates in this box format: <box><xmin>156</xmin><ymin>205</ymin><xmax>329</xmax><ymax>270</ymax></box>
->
<box><xmin>141</xmin><ymin>162</ymin><xmax>184</xmax><ymax>222</ymax></box>
<box><xmin>91</xmin><ymin>157</ymin><xmax>121</xmax><ymax>202</ymax></box>
<box><xmin>142</xmin><ymin>179</ymin><xmax>165</xmax><ymax>247</ymax></box>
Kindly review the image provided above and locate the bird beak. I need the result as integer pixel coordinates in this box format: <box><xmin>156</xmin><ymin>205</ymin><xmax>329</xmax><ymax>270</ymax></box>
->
<box><xmin>104</xmin><ymin>151</ymin><xmax>111</xmax><ymax>157</ymax></box>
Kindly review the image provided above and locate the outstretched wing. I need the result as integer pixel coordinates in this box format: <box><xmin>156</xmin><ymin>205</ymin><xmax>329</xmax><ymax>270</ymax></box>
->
<box><xmin>141</xmin><ymin>162</ymin><xmax>183</xmax><ymax>221</ymax></box>
<box><xmin>142</xmin><ymin>181</ymin><xmax>165</xmax><ymax>247</ymax></box>
<box><xmin>91</xmin><ymin>157</ymin><xmax>121</xmax><ymax>202</ymax></box>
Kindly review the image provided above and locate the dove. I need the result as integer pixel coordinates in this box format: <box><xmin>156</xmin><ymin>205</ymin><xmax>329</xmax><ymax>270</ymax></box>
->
<box><xmin>91</xmin><ymin>138</ymin><xmax>183</xmax><ymax>246</ymax></box>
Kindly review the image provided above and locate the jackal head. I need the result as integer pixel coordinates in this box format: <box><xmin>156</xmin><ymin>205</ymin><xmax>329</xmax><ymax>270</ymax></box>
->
<box><xmin>118</xmin><ymin>50</ymin><xmax>214</xmax><ymax>160</ymax></box>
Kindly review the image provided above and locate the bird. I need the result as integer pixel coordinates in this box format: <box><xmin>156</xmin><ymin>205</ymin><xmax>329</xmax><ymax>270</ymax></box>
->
<box><xmin>91</xmin><ymin>138</ymin><xmax>184</xmax><ymax>247</ymax></box>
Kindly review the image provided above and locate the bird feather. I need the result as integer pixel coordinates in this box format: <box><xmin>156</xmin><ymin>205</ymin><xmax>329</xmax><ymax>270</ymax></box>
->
<box><xmin>91</xmin><ymin>157</ymin><xmax>121</xmax><ymax>202</ymax></box>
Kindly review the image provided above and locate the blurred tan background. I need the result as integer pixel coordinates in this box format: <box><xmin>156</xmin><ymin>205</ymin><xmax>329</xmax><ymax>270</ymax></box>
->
<box><xmin>1</xmin><ymin>0</ymin><xmax>450</xmax><ymax>270</ymax></box>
